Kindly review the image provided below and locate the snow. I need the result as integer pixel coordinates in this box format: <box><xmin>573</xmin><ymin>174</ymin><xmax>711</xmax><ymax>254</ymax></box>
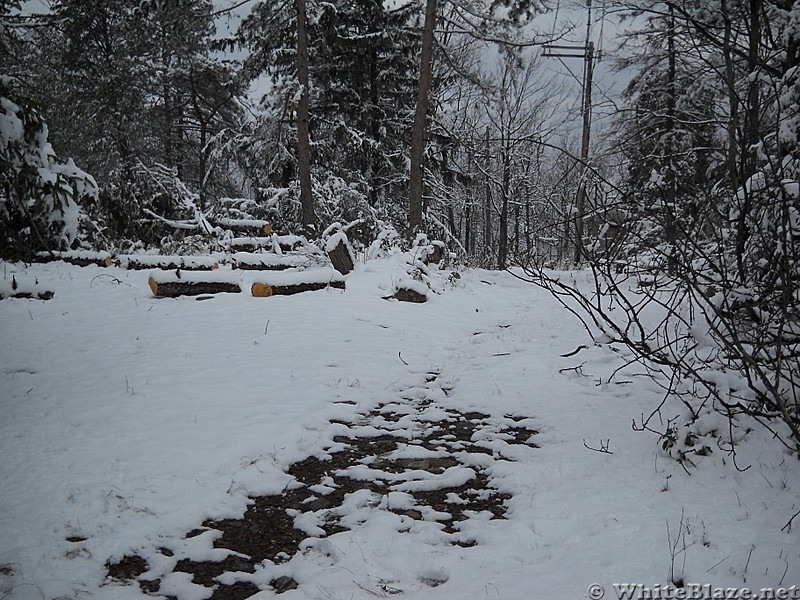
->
<box><xmin>1</xmin><ymin>256</ymin><xmax>800</xmax><ymax>599</ymax></box>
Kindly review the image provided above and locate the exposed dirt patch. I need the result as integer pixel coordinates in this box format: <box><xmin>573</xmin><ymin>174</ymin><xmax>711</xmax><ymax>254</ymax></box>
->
<box><xmin>106</xmin><ymin>554</ymin><xmax>148</xmax><ymax>581</ymax></box>
<box><xmin>105</xmin><ymin>371</ymin><xmax>539</xmax><ymax>598</ymax></box>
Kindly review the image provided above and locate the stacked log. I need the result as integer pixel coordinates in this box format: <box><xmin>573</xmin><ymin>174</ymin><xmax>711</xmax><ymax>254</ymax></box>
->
<box><xmin>212</xmin><ymin>218</ymin><xmax>272</xmax><ymax>235</ymax></box>
<box><xmin>119</xmin><ymin>254</ymin><xmax>221</xmax><ymax>271</ymax></box>
<box><xmin>229</xmin><ymin>252</ymin><xmax>309</xmax><ymax>271</ymax></box>
<box><xmin>35</xmin><ymin>250</ymin><xmax>113</xmax><ymax>267</ymax></box>
<box><xmin>228</xmin><ymin>237</ymin><xmax>275</xmax><ymax>253</ymax></box>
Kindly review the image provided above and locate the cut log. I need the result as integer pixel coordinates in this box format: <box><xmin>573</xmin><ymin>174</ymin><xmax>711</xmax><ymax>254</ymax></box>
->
<box><xmin>148</xmin><ymin>269</ymin><xmax>241</xmax><ymax>298</ymax></box>
<box><xmin>212</xmin><ymin>218</ymin><xmax>272</xmax><ymax>235</ymax></box>
<box><xmin>36</xmin><ymin>250</ymin><xmax>113</xmax><ymax>267</ymax></box>
<box><xmin>275</xmin><ymin>235</ymin><xmax>304</xmax><ymax>252</ymax></box>
<box><xmin>230</xmin><ymin>252</ymin><xmax>309</xmax><ymax>271</ymax></box>
<box><xmin>0</xmin><ymin>290</ymin><xmax>54</xmax><ymax>301</ymax></box>
<box><xmin>119</xmin><ymin>254</ymin><xmax>220</xmax><ymax>271</ymax></box>
<box><xmin>326</xmin><ymin>232</ymin><xmax>354</xmax><ymax>275</ymax></box>
<box><xmin>230</xmin><ymin>234</ymin><xmax>304</xmax><ymax>253</ymax></box>
<box><xmin>229</xmin><ymin>237</ymin><xmax>275</xmax><ymax>253</ymax></box>
<box><xmin>251</xmin><ymin>268</ymin><xmax>345</xmax><ymax>297</ymax></box>
<box><xmin>0</xmin><ymin>276</ymin><xmax>54</xmax><ymax>300</ymax></box>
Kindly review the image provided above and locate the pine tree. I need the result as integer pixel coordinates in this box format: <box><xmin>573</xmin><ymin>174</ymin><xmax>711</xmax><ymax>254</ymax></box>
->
<box><xmin>237</xmin><ymin>0</ymin><xmax>420</xmax><ymax>232</ymax></box>
<box><xmin>0</xmin><ymin>79</ymin><xmax>97</xmax><ymax>260</ymax></box>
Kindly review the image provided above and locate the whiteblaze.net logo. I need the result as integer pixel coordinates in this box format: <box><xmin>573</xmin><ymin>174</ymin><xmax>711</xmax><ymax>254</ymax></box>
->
<box><xmin>611</xmin><ymin>584</ymin><xmax>800</xmax><ymax>600</ymax></box>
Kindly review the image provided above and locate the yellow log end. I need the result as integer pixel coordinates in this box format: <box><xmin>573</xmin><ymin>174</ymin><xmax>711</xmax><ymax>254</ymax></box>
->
<box><xmin>104</xmin><ymin>257</ymin><xmax>113</xmax><ymax>267</ymax></box>
<box><xmin>263</xmin><ymin>224</ymin><xmax>273</xmax><ymax>235</ymax></box>
<box><xmin>251</xmin><ymin>282</ymin><xmax>273</xmax><ymax>297</ymax></box>
<box><xmin>148</xmin><ymin>277</ymin><xmax>158</xmax><ymax>296</ymax></box>
<box><xmin>211</xmin><ymin>263</ymin><xmax>219</xmax><ymax>270</ymax></box>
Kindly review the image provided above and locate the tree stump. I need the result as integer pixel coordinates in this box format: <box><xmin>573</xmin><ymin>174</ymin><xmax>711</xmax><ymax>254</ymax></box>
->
<box><xmin>424</xmin><ymin>241</ymin><xmax>446</xmax><ymax>265</ymax></box>
<box><xmin>326</xmin><ymin>232</ymin><xmax>355</xmax><ymax>275</ymax></box>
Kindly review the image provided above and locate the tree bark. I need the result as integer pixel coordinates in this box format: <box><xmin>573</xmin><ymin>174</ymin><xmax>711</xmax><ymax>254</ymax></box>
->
<box><xmin>409</xmin><ymin>0</ymin><xmax>437</xmax><ymax>233</ymax></box>
<box><xmin>296</xmin><ymin>0</ymin><xmax>316</xmax><ymax>239</ymax></box>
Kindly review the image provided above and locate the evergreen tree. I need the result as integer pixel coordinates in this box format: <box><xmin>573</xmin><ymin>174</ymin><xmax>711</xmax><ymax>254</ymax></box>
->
<box><xmin>237</xmin><ymin>0</ymin><xmax>420</xmax><ymax>232</ymax></box>
<box><xmin>0</xmin><ymin>79</ymin><xmax>97</xmax><ymax>260</ymax></box>
<box><xmin>615</xmin><ymin>8</ymin><xmax>724</xmax><ymax>257</ymax></box>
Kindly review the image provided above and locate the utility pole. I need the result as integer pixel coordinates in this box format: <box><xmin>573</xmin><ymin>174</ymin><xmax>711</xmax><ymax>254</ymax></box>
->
<box><xmin>542</xmin><ymin>0</ymin><xmax>595</xmax><ymax>265</ymax></box>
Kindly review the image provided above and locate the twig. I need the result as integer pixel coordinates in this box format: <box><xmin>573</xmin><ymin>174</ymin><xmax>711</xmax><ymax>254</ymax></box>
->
<box><xmin>779</xmin><ymin>557</ymin><xmax>789</xmax><ymax>586</ymax></box>
<box><xmin>559</xmin><ymin>361</ymin><xmax>586</xmax><ymax>375</ymax></box>
<box><xmin>398</xmin><ymin>352</ymin><xmax>409</xmax><ymax>366</ymax></box>
<box><xmin>706</xmin><ymin>555</ymin><xmax>729</xmax><ymax>573</ymax></box>
<box><xmin>582</xmin><ymin>439</ymin><xmax>613</xmax><ymax>454</ymax></box>
<box><xmin>781</xmin><ymin>508</ymin><xmax>800</xmax><ymax>532</ymax></box>
<box><xmin>561</xmin><ymin>344</ymin><xmax>588</xmax><ymax>358</ymax></box>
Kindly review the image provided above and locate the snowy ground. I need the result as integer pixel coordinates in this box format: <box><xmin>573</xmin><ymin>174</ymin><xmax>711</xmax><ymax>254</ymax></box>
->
<box><xmin>1</xmin><ymin>254</ymin><xmax>799</xmax><ymax>600</ymax></box>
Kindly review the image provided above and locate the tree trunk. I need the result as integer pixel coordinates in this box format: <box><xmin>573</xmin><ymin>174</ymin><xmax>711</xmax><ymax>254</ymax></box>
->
<box><xmin>483</xmin><ymin>125</ymin><xmax>492</xmax><ymax>256</ymax></box>
<box><xmin>498</xmin><ymin>138</ymin><xmax>510</xmax><ymax>270</ymax></box>
<box><xmin>296</xmin><ymin>0</ymin><xmax>316</xmax><ymax>239</ymax></box>
<box><xmin>409</xmin><ymin>0</ymin><xmax>437</xmax><ymax>232</ymax></box>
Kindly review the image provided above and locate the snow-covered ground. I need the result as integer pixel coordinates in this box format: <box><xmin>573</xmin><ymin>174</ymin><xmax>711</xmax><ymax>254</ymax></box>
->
<box><xmin>1</xmin><ymin>254</ymin><xmax>799</xmax><ymax>599</ymax></box>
